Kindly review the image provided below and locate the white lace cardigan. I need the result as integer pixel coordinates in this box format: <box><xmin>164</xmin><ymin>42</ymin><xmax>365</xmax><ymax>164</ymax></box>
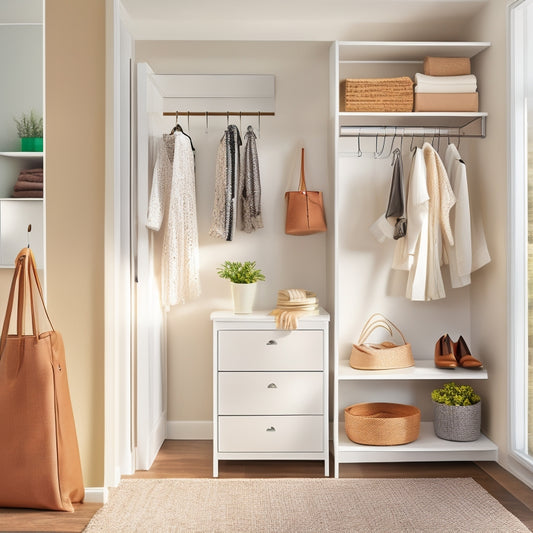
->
<box><xmin>146</xmin><ymin>132</ymin><xmax>201</xmax><ymax>309</ymax></box>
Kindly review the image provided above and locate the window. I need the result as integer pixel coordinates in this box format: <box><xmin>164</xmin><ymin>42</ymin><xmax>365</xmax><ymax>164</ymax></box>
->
<box><xmin>510</xmin><ymin>0</ymin><xmax>533</xmax><ymax>469</ymax></box>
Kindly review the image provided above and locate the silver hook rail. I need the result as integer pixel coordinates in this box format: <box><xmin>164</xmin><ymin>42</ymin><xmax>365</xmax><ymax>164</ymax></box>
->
<box><xmin>339</xmin><ymin>125</ymin><xmax>484</xmax><ymax>138</ymax></box>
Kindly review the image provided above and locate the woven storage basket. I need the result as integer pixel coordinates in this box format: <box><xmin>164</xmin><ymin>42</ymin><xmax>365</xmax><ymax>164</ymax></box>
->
<box><xmin>350</xmin><ymin>313</ymin><xmax>414</xmax><ymax>370</ymax></box>
<box><xmin>341</xmin><ymin>77</ymin><xmax>414</xmax><ymax>112</ymax></box>
<box><xmin>344</xmin><ymin>402</ymin><xmax>421</xmax><ymax>445</ymax></box>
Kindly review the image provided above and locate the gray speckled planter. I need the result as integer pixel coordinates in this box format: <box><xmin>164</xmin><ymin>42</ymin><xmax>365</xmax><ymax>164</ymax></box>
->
<box><xmin>433</xmin><ymin>400</ymin><xmax>481</xmax><ymax>442</ymax></box>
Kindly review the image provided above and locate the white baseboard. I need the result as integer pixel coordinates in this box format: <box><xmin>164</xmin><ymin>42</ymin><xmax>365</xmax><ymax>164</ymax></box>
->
<box><xmin>166</xmin><ymin>420</ymin><xmax>212</xmax><ymax>440</ymax></box>
<box><xmin>84</xmin><ymin>487</ymin><xmax>107</xmax><ymax>504</ymax></box>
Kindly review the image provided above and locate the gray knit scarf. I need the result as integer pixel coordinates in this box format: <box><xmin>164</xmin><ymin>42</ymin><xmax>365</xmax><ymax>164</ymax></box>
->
<box><xmin>239</xmin><ymin>125</ymin><xmax>263</xmax><ymax>232</ymax></box>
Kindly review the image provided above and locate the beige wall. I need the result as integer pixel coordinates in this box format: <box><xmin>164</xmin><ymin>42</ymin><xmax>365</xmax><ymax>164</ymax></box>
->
<box><xmin>45</xmin><ymin>0</ymin><xmax>106</xmax><ymax>487</ymax></box>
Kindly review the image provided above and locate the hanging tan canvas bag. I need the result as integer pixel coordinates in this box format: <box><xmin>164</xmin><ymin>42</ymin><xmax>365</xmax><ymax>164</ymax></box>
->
<box><xmin>285</xmin><ymin>148</ymin><xmax>327</xmax><ymax>236</ymax></box>
<box><xmin>349</xmin><ymin>313</ymin><xmax>414</xmax><ymax>370</ymax></box>
<box><xmin>0</xmin><ymin>248</ymin><xmax>84</xmax><ymax>511</ymax></box>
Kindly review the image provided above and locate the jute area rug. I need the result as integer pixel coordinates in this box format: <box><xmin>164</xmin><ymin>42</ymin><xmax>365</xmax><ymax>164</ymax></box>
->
<box><xmin>84</xmin><ymin>477</ymin><xmax>529</xmax><ymax>533</ymax></box>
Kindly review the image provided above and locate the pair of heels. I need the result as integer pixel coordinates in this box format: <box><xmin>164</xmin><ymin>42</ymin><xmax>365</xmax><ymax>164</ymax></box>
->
<box><xmin>434</xmin><ymin>335</ymin><xmax>483</xmax><ymax>369</ymax></box>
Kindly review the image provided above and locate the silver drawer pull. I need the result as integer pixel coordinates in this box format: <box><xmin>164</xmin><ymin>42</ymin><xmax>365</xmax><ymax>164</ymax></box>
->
<box><xmin>266</xmin><ymin>340</ymin><xmax>278</xmax><ymax>345</ymax></box>
<box><xmin>266</xmin><ymin>426</ymin><xmax>276</xmax><ymax>432</ymax></box>
<box><xmin>267</xmin><ymin>383</ymin><xmax>277</xmax><ymax>389</ymax></box>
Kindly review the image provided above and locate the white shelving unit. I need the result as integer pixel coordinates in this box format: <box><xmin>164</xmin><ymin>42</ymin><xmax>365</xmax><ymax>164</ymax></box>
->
<box><xmin>0</xmin><ymin>152</ymin><xmax>44</xmax><ymax>268</ymax></box>
<box><xmin>330</xmin><ymin>41</ymin><xmax>497</xmax><ymax>477</ymax></box>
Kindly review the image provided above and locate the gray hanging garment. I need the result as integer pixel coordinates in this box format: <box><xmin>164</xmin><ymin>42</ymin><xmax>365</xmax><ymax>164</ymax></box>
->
<box><xmin>385</xmin><ymin>148</ymin><xmax>407</xmax><ymax>239</ymax></box>
<box><xmin>224</xmin><ymin>125</ymin><xmax>242</xmax><ymax>241</ymax></box>
<box><xmin>239</xmin><ymin>125</ymin><xmax>264</xmax><ymax>232</ymax></box>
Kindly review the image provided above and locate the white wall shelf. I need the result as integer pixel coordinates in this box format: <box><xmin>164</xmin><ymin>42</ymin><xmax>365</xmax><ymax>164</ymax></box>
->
<box><xmin>338</xmin><ymin>359</ymin><xmax>489</xmax><ymax>381</ymax></box>
<box><xmin>338</xmin><ymin>422</ymin><xmax>498</xmax><ymax>463</ymax></box>
<box><xmin>337</xmin><ymin>41</ymin><xmax>491</xmax><ymax>63</ymax></box>
<box><xmin>0</xmin><ymin>151</ymin><xmax>43</xmax><ymax>159</ymax></box>
<box><xmin>339</xmin><ymin>112</ymin><xmax>486</xmax><ymax>136</ymax></box>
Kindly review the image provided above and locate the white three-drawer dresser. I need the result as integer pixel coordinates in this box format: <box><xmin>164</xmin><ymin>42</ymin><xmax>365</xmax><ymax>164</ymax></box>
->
<box><xmin>211</xmin><ymin>309</ymin><xmax>330</xmax><ymax>477</ymax></box>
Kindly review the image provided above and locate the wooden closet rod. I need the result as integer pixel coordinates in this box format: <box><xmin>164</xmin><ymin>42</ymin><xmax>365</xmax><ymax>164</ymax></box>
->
<box><xmin>163</xmin><ymin>111</ymin><xmax>275</xmax><ymax>117</ymax></box>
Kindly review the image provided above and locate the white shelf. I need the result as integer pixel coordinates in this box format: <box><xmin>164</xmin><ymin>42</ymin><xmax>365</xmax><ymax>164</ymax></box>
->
<box><xmin>0</xmin><ymin>152</ymin><xmax>43</xmax><ymax>159</ymax></box>
<box><xmin>338</xmin><ymin>41</ymin><xmax>491</xmax><ymax>63</ymax></box>
<box><xmin>339</xmin><ymin>112</ymin><xmax>487</xmax><ymax>133</ymax></box>
<box><xmin>337</xmin><ymin>422</ymin><xmax>498</xmax><ymax>463</ymax></box>
<box><xmin>338</xmin><ymin>359</ymin><xmax>488</xmax><ymax>381</ymax></box>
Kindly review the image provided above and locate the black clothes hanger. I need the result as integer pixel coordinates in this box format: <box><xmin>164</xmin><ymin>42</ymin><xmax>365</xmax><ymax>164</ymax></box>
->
<box><xmin>170</xmin><ymin>111</ymin><xmax>195</xmax><ymax>151</ymax></box>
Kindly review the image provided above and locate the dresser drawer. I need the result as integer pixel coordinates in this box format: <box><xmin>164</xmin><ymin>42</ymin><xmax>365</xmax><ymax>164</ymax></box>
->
<box><xmin>218</xmin><ymin>415</ymin><xmax>323</xmax><ymax>453</ymax></box>
<box><xmin>218</xmin><ymin>330</ymin><xmax>323</xmax><ymax>371</ymax></box>
<box><xmin>218</xmin><ymin>372</ymin><xmax>323</xmax><ymax>415</ymax></box>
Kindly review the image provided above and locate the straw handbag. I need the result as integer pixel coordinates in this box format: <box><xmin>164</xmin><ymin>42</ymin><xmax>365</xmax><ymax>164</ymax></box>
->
<box><xmin>0</xmin><ymin>248</ymin><xmax>84</xmax><ymax>511</ymax></box>
<box><xmin>285</xmin><ymin>148</ymin><xmax>327</xmax><ymax>236</ymax></box>
<box><xmin>349</xmin><ymin>313</ymin><xmax>414</xmax><ymax>370</ymax></box>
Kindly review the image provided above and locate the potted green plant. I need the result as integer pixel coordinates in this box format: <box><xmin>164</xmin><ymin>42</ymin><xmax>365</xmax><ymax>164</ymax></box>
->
<box><xmin>217</xmin><ymin>260</ymin><xmax>265</xmax><ymax>314</ymax></box>
<box><xmin>431</xmin><ymin>382</ymin><xmax>481</xmax><ymax>442</ymax></box>
<box><xmin>14</xmin><ymin>110</ymin><xmax>43</xmax><ymax>152</ymax></box>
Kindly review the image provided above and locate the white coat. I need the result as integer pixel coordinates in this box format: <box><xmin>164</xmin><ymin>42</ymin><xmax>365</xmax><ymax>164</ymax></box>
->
<box><xmin>147</xmin><ymin>132</ymin><xmax>201</xmax><ymax>309</ymax></box>
<box><xmin>423</xmin><ymin>142</ymin><xmax>456</xmax><ymax>301</ymax></box>
<box><xmin>402</xmin><ymin>147</ymin><xmax>430</xmax><ymax>300</ymax></box>
<box><xmin>443</xmin><ymin>143</ymin><xmax>490</xmax><ymax>288</ymax></box>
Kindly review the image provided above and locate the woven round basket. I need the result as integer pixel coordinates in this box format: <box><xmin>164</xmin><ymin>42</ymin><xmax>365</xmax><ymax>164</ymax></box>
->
<box><xmin>344</xmin><ymin>402</ymin><xmax>421</xmax><ymax>446</ymax></box>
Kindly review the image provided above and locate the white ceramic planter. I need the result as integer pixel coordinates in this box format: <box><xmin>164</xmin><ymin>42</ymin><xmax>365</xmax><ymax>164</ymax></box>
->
<box><xmin>230</xmin><ymin>282</ymin><xmax>257</xmax><ymax>314</ymax></box>
<box><xmin>432</xmin><ymin>400</ymin><xmax>481</xmax><ymax>442</ymax></box>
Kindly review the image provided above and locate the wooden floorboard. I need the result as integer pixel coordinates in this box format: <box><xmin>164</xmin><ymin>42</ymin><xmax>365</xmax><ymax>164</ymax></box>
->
<box><xmin>2</xmin><ymin>439</ymin><xmax>532</xmax><ymax>532</ymax></box>
<box><xmin>0</xmin><ymin>502</ymin><xmax>102</xmax><ymax>533</ymax></box>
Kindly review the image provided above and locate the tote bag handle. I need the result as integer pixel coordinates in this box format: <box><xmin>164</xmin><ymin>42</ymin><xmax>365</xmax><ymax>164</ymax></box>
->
<box><xmin>0</xmin><ymin>248</ymin><xmax>53</xmax><ymax>356</ymax></box>
<box><xmin>298</xmin><ymin>147</ymin><xmax>308</xmax><ymax>193</ymax></box>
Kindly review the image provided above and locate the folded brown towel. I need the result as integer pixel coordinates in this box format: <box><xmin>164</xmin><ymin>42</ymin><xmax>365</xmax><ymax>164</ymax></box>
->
<box><xmin>12</xmin><ymin>190</ymin><xmax>43</xmax><ymax>198</ymax></box>
<box><xmin>423</xmin><ymin>57</ymin><xmax>471</xmax><ymax>76</ymax></box>
<box><xmin>14</xmin><ymin>180</ymin><xmax>44</xmax><ymax>191</ymax></box>
<box><xmin>18</xmin><ymin>170</ymin><xmax>43</xmax><ymax>182</ymax></box>
<box><xmin>20</xmin><ymin>168</ymin><xmax>43</xmax><ymax>174</ymax></box>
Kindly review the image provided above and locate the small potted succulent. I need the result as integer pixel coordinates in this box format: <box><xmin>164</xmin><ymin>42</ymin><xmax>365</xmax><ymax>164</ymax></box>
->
<box><xmin>14</xmin><ymin>110</ymin><xmax>43</xmax><ymax>152</ymax></box>
<box><xmin>217</xmin><ymin>260</ymin><xmax>265</xmax><ymax>314</ymax></box>
<box><xmin>431</xmin><ymin>382</ymin><xmax>481</xmax><ymax>442</ymax></box>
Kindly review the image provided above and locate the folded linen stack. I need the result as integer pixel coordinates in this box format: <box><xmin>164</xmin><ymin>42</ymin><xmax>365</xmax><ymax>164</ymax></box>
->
<box><xmin>341</xmin><ymin>77</ymin><xmax>414</xmax><ymax>112</ymax></box>
<box><xmin>414</xmin><ymin>57</ymin><xmax>478</xmax><ymax>112</ymax></box>
<box><xmin>12</xmin><ymin>168</ymin><xmax>43</xmax><ymax>198</ymax></box>
<box><xmin>270</xmin><ymin>289</ymin><xmax>319</xmax><ymax>330</ymax></box>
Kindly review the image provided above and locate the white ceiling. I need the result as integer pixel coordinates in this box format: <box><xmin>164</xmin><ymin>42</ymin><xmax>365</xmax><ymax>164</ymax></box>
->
<box><xmin>120</xmin><ymin>0</ymin><xmax>489</xmax><ymax>41</ymax></box>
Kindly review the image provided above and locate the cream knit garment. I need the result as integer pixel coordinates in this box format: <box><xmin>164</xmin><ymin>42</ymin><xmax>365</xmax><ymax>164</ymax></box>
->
<box><xmin>270</xmin><ymin>289</ymin><xmax>319</xmax><ymax>330</ymax></box>
<box><xmin>147</xmin><ymin>132</ymin><xmax>201</xmax><ymax>309</ymax></box>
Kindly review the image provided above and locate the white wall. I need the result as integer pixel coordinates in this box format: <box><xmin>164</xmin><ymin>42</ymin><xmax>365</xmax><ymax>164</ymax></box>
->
<box><xmin>135</xmin><ymin>41</ymin><xmax>330</xmax><ymax>430</ymax></box>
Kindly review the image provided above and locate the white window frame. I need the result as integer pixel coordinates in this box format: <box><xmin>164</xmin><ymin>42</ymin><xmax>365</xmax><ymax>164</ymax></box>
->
<box><xmin>508</xmin><ymin>0</ymin><xmax>533</xmax><ymax>471</ymax></box>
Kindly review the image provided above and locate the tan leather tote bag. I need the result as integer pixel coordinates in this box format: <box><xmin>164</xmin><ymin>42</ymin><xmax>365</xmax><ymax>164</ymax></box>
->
<box><xmin>285</xmin><ymin>148</ymin><xmax>327</xmax><ymax>236</ymax></box>
<box><xmin>0</xmin><ymin>248</ymin><xmax>84</xmax><ymax>511</ymax></box>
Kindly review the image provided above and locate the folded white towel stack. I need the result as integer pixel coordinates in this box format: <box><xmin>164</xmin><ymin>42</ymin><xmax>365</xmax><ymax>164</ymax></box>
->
<box><xmin>414</xmin><ymin>73</ymin><xmax>477</xmax><ymax>94</ymax></box>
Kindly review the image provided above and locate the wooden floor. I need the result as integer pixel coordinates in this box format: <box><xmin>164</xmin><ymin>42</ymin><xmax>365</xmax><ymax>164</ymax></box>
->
<box><xmin>1</xmin><ymin>439</ymin><xmax>533</xmax><ymax>532</ymax></box>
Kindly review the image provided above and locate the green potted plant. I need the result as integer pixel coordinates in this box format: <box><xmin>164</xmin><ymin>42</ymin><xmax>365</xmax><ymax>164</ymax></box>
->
<box><xmin>217</xmin><ymin>260</ymin><xmax>265</xmax><ymax>313</ymax></box>
<box><xmin>14</xmin><ymin>110</ymin><xmax>43</xmax><ymax>152</ymax></box>
<box><xmin>431</xmin><ymin>382</ymin><xmax>481</xmax><ymax>442</ymax></box>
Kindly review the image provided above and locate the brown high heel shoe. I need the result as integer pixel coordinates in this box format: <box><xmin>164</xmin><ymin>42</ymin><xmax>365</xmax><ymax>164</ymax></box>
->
<box><xmin>434</xmin><ymin>334</ymin><xmax>457</xmax><ymax>368</ymax></box>
<box><xmin>453</xmin><ymin>336</ymin><xmax>483</xmax><ymax>368</ymax></box>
